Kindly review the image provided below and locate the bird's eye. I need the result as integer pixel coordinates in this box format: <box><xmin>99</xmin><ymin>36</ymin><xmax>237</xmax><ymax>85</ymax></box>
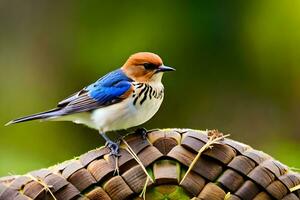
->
<box><xmin>143</xmin><ymin>63</ymin><xmax>157</xmax><ymax>70</ymax></box>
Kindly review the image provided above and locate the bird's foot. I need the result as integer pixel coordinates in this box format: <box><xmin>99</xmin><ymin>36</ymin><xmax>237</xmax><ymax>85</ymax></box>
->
<box><xmin>106</xmin><ymin>140</ymin><xmax>121</xmax><ymax>157</ymax></box>
<box><xmin>105</xmin><ymin>140</ymin><xmax>121</xmax><ymax>175</ymax></box>
<box><xmin>135</xmin><ymin>127</ymin><xmax>148</xmax><ymax>140</ymax></box>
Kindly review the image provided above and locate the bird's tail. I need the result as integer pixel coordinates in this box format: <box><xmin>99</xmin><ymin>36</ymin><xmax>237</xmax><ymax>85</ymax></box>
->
<box><xmin>5</xmin><ymin>108</ymin><xmax>62</xmax><ymax>126</ymax></box>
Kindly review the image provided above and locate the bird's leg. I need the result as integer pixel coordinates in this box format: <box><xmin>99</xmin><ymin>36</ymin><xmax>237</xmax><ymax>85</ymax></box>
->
<box><xmin>99</xmin><ymin>131</ymin><xmax>120</xmax><ymax>175</ymax></box>
<box><xmin>135</xmin><ymin>127</ymin><xmax>148</xmax><ymax>140</ymax></box>
<box><xmin>99</xmin><ymin>131</ymin><xmax>120</xmax><ymax>157</ymax></box>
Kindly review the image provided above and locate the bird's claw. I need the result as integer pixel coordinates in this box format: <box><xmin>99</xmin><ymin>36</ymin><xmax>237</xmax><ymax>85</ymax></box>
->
<box><xmin>135</xmin><ymin>127</ymin><xmax>148</xmax><ymax>140</ymax></box>
<box><xmin>105</xmin><ymin>140</ymin><xmax>121</xmax><ymax>175</ymax></box>
<box><xmin>106</xmin><ymin>140</ymin><xmax>121</xmax><ymax>157</ymax></box>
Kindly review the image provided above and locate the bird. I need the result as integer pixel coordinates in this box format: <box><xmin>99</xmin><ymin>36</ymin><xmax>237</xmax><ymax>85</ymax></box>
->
<box><xmin>6</xmin><ymin>52</ymin><xmax>175</xmax><ymax>156</ymax></box>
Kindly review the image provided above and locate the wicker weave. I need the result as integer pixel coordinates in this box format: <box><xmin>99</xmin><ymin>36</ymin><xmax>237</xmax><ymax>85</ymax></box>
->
<box><xmin>0</xmin><ymin>129</ymin><xmax>299</xmax><ymax>200</ymax></box>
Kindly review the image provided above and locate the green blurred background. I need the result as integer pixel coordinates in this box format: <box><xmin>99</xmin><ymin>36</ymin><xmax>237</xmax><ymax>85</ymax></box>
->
<box><xmin>1</xmin><ymin>0</ymin><xmax>300</xmax><ymax>176</ymax></box>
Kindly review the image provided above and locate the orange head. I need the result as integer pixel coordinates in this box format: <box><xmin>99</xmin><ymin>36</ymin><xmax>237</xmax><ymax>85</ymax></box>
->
<box><xmin>121</xmin><ymin>52</ymin><xmax>175</xmax><ymax>82</ymax></box>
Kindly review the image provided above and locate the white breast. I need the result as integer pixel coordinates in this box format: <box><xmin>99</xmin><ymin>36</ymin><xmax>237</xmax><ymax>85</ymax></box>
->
<box><xmin>87</xmin><ymin>81</ymin><xmax>164</xmax><ymax>132</ymax></box>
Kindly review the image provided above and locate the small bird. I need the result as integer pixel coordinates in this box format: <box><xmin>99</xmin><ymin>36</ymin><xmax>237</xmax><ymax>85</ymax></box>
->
<box><xmin>6</xmin><ymin>52</ymin><xmax>175</xmax><ymax>155</ymax></box>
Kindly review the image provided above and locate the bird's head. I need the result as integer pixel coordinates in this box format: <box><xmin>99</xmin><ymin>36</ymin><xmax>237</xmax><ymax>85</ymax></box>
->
<box><xmin>121</xmin><ymin>52</ymin><xmax>175</xmax><ymax>82</ymax></box>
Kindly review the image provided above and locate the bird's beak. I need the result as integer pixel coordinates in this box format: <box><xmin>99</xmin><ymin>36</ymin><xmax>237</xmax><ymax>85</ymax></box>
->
<box><xmin>157</xmin><ymin>65</ymin><xmax>176</xmax><ymax>72</ymax></box>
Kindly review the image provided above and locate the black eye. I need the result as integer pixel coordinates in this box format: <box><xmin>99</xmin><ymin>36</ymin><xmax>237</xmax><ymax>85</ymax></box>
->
<box><xmin>143</xmin><ymin>63</ymin><xmax>157</xmax><ymax>70</ymax></box>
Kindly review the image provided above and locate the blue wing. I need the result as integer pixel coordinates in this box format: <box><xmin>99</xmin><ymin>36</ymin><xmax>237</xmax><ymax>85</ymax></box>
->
<box><xmin>57</xmin><ymin>69</ymin><xmax>133</xmax><ymax>115</ymax></box>
<box><xmin>6</xmin><ymin>69</ymin><xmax>133</xmax><ymax>125</ymax></box>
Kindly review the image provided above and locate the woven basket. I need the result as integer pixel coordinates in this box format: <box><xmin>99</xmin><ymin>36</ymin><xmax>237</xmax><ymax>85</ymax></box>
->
<box><xmin>0</xmin><ymin>129</ymin><xmax>299</xmax><ymax>200</ymax></box>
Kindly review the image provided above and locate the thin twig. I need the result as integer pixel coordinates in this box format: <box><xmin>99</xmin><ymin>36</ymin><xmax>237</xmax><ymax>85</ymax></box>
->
<box><xmin>122</xmin><ymin>139</ymin><xmax>154</xmax><ymax>183</ymax></box>
<box><xmin>113</xmin><ymin>156</ymin><xmax>120</xmax><ymax>176</ymax></box>
<box><xmin>180</xmin><ymin>132</ymin><xmax>230</xmax><ymax>184</ymax></box>
<box><xmin>224</xmin><ymin>192</ymin><xmax>231</xmax><ymax>200</ymax></box>
<box><xmin>139</xmin><ymin>176</ymin><xmax>150</xmax><ymax>200</ymax></box>
<box><xmin>290</xmin><ymin>184</ymin><xmax>300</xmax><ymax>192</ymax></box>
<box><xmin>25</xmin><ymin>174</ymin><xmax>57</xmax><ymax>200</ymax></box>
